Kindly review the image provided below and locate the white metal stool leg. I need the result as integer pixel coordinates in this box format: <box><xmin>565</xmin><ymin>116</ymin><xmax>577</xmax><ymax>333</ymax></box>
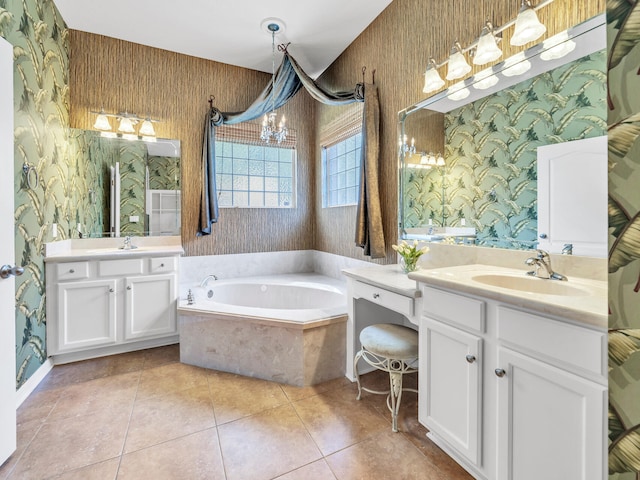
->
<box><xmin>353</xmin><ymin>346</ymin><xmax>418</xmax><ymax>432</ymax></box>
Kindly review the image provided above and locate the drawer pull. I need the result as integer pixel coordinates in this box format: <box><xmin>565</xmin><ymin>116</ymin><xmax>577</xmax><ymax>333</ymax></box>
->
<box><xmin>69</xmin><ymin>269</ymin><xmax>75</xmax><ymax>273</ymax></box>
<box><xmin>466</xmin><ymin>354</ymin><xmax>476</xmax><ymax>364</ymax></box>
<box><xmin>495</xmin><ymin>368</ymin><xmax>506</xmax><ymax>378</ymax></box>
<box><xmin>372</xmin><ymin>293</ymin><xmax>380</xmax><ymax>299</ymax></box>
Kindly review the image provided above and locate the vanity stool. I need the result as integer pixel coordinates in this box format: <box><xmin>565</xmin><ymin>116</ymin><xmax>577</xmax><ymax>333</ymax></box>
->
<box><xmin>354</xmin><ymin>323</ymin><xmax>419</xmax><ymax>432</ymax></box>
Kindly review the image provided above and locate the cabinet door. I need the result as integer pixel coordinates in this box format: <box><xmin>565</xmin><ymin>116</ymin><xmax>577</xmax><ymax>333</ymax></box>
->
<box><xmin>57</xmin><ymin>280</ymin><xmax>117</xmax><ymax>352</ymax></box>
<box><xmin>420</xmin><ymin>318</ymin><xmax>482</xmax><ymax>465</ymax></box>
<box><xmin>496</xmin><ymin>347</ymin><xmax>606</xmax><ymax>480</ymax></box>
<box><xmin>124</xmin><ymin>274</ymin><xmax>176</xmax><ymax>340</ymax></box>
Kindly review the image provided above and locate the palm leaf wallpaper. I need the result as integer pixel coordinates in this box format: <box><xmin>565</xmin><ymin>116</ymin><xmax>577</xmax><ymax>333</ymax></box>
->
<box><xmin>0</xmin><ymin>0</ymin><xmax>69</xmax><ymax>388</ymax></box>
<box><xmin>403</xmin><ymin>51</ymin><xmax>607</xmax><ymax>250</ymax></box>
<box><xmin>608</xmin><ymin>1</ymin><xmax>640</xmax><ymax>477</ymax></box>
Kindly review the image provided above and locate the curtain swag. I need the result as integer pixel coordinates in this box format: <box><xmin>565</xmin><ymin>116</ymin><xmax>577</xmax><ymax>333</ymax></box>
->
<box><xmin>198</xmin><ymin>49</ymin><xmax>385</xmax><ymax>258</ymax></box>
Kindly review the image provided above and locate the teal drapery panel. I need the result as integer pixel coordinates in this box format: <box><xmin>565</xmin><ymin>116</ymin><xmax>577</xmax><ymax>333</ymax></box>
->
<box><xmin>198</xmin><ymin>50</ymin><xmax>385</xmax><ymax>259</ymax></box>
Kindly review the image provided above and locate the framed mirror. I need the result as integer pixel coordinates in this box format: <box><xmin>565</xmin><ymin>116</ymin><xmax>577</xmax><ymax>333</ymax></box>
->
<box><xmin>398</xmin><ymin>14</ymin><xmax>606</xmax><ymax>256</ymax></box>
<box><xmin>68</xmin><ymin>129</ymin><xmax>181</xmax><ymax>238</ymax></box>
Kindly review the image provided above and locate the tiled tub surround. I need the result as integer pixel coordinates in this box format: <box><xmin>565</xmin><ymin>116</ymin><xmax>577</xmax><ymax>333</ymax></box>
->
<box><xmin>179</xmin><ymin>274</ymin><xmax>348</xmax><ymax>386</ymax></box>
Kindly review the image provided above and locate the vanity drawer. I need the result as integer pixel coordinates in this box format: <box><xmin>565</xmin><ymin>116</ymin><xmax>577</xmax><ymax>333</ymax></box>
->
<box><xmin>56</xmin><ymin>262</ymin><xmax>90</xmax><ymax>281</ymax></box>
<box><xmin>149</xmin><ymin>257</ymin><xmax>176</xmax><ymax>274</ymax></box>
<box><xmin>353</xmin><ymin>281</ymin><xmax>415</xmax><ymax>318</ymax></box>
<box><xmin>422</xmin><ymin>286</ymin><xmax>485</xmax><ymax>333</ymax></box>
<box><xmin>497</xmin><ymin>305</ymin><xmax>606</xmax><ymax>378</ymax></box>
<box><xmin>98</xmin><ymin>258</ymin><xmax>144</xmax><ymax>277</ymax></box>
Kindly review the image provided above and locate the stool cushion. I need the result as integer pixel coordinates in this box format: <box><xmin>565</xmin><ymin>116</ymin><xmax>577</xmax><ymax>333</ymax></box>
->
<box><xmin>359</xmin><ymin>324</ymin><xmax>418</xmax><ymax>360</ymax></box>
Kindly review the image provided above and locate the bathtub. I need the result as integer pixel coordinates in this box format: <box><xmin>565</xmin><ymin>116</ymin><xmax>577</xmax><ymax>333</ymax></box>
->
<box><xmin>179</xmin><ymin>273</ymin><xmax>347</xmax><ymax>323</ymax></box>
<box><xmin>178</xmin><ymin>273</ymin><xmax>348</xmax><ymax>386</ymax></box>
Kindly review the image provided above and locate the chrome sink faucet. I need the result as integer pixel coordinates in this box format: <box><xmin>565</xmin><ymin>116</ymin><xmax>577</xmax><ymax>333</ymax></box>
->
<box><xmin>200</xmin><ymin>274</ymin><xmax>218</xmax><ymax>287</ymax></box>
<box><xmin>120</xmin><ymin>236</ymin><xmax>137</xmax><ymax>250</ymax></box>
<box><xmin>525</xmin><ymin>249</ymin><xmax>567</xmax><ymax>281</ymax></box>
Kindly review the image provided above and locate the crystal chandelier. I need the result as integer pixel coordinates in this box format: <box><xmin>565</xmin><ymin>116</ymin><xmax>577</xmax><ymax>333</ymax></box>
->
<box><xmin>260</xmin><ymin>22</ymin><xmax>288</xmax><ymax>144</ymax></box>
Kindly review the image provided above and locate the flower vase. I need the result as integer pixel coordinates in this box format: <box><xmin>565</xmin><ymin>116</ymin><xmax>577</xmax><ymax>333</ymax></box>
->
<box><xmin>400</xmin><ymin>257</ymin><xmax>419</xmax><ymax>274</ymax></box>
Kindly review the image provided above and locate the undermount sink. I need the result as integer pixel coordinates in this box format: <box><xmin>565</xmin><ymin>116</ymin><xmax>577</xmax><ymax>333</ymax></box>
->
<box><xmin>471</xmin><ymin>274</ymin><xmax>590</xmax><ymax>296</ymax></box>
<box><xmin>85</xmin><ymin>247</ymin><xmax>145</xmax><ymax>254</ymax></box>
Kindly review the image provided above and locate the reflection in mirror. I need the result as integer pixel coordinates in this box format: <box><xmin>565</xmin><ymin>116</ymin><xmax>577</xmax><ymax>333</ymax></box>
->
<box><xmin>399</xmin><ymin>14</ymin><xmax>606</xmax><ymax>256</ymax></box>
<box><xmin>68</xmin><ymin>129</ymin><xmax>181</xmax><ymax>238</ymax></box>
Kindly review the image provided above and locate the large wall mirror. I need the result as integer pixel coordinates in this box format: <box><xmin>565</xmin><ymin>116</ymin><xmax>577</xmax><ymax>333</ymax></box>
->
<box><xmin>68</xmin><ymin>129</ymin><xmax>181</xmax><ymax>238</ymax></box>
<box><xmin>399</xmin><ymin>14</ymin><xmax>607</xmax><ymax>257</ymax></box>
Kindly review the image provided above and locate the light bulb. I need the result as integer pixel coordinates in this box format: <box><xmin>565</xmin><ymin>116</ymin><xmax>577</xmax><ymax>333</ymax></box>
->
<box><xmin>473</xmin><ymin>24</ymin><xmax>502</xmax><ymax>65</ymax></box>
<box><xmin>423</xmin><ymin>58</ymin><xmax>445</xmax><ymax>93</ymax></box>
<box><xmin>446</xmin><ymin>43</ymin><xmax>472</xmax><ymax>80</ymax></box>
<box><xmin>93</xmin><ymin>112</ymin><xmax>112</xmax><ymax>131</ymax></box>
<box><xmin>118</xmin><ymin>117</ymin><xmax>135</xmax><ymax>134</ymax></box>
<box><xmin>511</xmin><ymin>1</ymin><xmax>546</xmax><ymax>46</ymax></box>
<box><xmin>139</xmin><ymin>119</ymin><xmax>156</xmax><ymax>137</ymax></box>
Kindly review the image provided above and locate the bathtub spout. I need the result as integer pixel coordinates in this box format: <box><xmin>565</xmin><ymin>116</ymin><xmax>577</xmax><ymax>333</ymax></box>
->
<box><xmin>200</xmin><ymin>274</ymin><xmax>218</xmax><ymax>287</ymax></box>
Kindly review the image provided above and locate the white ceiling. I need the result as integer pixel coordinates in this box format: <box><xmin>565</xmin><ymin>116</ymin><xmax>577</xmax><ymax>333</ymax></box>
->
<box><xmin>53</xmin><ymin>0</ymin><xmax>392</xmax><ymax>79</ymax></box>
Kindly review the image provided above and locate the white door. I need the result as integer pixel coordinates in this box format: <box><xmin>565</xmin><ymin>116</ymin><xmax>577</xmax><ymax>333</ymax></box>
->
<box><xmin>537</xmin><ymin>135</ymin><xmax>607</xmax><ymax>257</ymax></box>
<box><xmin>0</xmin><ymin>37</ymin><xmax>17</xmax><ymax>465</ymax></box>
<box><xmin>421</xmin><ymin>319</ymin><xmax>482</xmax><ymax>465</ymax></box>
<box><xmin>496</xmin><ymin>347</ymin><xmax>606</xmax><ymax>480</ymax></box>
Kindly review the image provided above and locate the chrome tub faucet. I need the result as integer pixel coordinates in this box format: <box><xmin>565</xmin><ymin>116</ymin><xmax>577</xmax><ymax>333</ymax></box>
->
<box><xmin>200</xmin><ymin>274</ymin><xmax>218</xmax><ymax>287</ymax></box>
<box><xmin>525</xmin><ymin>249</ymin><xmax>567</xmax><ymax>281</ymax></box>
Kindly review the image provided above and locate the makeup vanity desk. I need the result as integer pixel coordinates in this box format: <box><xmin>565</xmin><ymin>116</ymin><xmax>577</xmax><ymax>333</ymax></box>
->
<box><xmin>342</xmin><ymin>265</ymin><xmax>422</xmax><ymax>380</ymax></box>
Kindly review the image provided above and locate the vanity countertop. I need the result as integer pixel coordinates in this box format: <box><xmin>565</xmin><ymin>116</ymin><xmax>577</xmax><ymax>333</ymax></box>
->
<box><xmin>342</xmin><ymin>265</ymin><xmax>422</xmax><ymax>298</ymax></box>
<box><xmin>44</xmin><ymin>237</ymin><xmax>184</xmax><ymax>262</ymax></box>
<box><xmin>409</xmin><ymin>264</ymin><xmax>607</xmax><ymax>329</ymax></box>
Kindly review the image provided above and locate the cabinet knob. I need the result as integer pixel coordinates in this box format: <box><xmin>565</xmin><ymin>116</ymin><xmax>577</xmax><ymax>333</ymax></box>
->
<box><xmin>372</xmin><ymin>293</ymin><xmax>380</xmax><ymax>299</ymax></box>
<box><xmin>495</xmin><ymin>368</ymin><xmax>506</xmax><ymax>378</ymax></box>
<box><xmin>127</xmin><ymin>285</ymin><xmax>132</xmax><ymax>290</ymax></box>
<box><xmin>466</xmin><ymin>354</ymin><xmax>476</xmax><ymax>364</ymax></box>
<box><xmin>160</xmin><ymin>263</ymin><xmax>165</xmax><ymax>267</ymax></box>
<box><xmin>109</xmin><ymin>288</ymin><xmax>114</xmax><ymax>293</ymax></box>
<box><xmin>69</xmin><ymin>269</ymin><xmax>75</xmax><ymax>273</ymax></box>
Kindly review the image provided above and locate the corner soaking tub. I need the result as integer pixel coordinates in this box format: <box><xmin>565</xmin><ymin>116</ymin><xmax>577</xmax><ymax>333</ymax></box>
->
<box><xmin>178</xmin><ymin>273</ymin><xmax>348</xmax><ymax>386</ymax></box>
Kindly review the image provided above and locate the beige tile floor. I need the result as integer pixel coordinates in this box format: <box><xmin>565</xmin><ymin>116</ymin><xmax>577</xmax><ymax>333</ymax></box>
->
<box><xmin>0</xmin><ymin>345</ymin><xmax>473</xmax><ymax>480</ymax></box>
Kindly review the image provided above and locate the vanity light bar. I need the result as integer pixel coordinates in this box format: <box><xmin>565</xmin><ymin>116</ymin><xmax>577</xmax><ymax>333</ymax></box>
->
<box><xmin>423</xmin><ymin>0</ymin><xmax>554</xmax><ymax>90</ymax></box>
<box><xmin>91</xmin><ymin>109</ymin><xmax>160</xmax><ymax>138</ymax></box>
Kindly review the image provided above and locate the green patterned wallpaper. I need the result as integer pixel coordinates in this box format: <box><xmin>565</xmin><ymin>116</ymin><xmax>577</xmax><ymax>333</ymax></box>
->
<box><xmin>148</xmin><ymin>155</ymin><xmax>180</xmax><ymax>191</ymax></box>
<box><xmin>404</xmin><ymin>50</ymin><xmax>607</xmax><ymax>249</ymax></box>
<box><xmin>607</xmin><ymin>1</ymin><xmax>640</xmax><ymax>477</ymax></box>
<box><xmin>0</xmin><ymin>0</ymin><xmax>70</xmax><ymax>388</ymax></box>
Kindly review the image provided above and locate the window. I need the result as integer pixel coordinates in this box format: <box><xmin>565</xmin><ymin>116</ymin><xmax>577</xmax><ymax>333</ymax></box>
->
<box><xmin>215</xmin><ymin>123</ymin><xmax>296</xmax><ymax>208</ymax></box>
<box><xmin>322</xmin><ymin>132</ymin><xmax>362</xmax><ymax>207</ymax></box>
<box><xmin>320</xmin><ymin>103</ymin><xmax>364</xmax><ymax>208</ymax></box>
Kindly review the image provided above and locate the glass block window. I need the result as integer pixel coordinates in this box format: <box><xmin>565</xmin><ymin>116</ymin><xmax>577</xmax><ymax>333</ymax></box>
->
<box><xmin>322</xmin><ymin>133</ymin><xmax>362</xmax><ymax>207</ymax></box>
<box><xmin>214</xmin><ymin>123</ymin><xmax>296</xmax><ymax>208</ymax></box>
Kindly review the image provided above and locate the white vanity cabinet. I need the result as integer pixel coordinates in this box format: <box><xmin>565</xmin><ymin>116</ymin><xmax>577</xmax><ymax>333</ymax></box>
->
<box><xmin>419</xmin><ymin>285</ymin><xmax>606</xmax><ymax>480</ymax></box>
<box><xmin>47</xmin><ymin>253</ymin><xmax>179</xmax><ymax>362</ymax></box>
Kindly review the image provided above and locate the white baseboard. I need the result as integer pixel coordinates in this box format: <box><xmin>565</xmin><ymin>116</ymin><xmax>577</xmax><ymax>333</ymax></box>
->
<box><xmin>16</xmin><ymin>358</ymin><xmax>53</xmax><ymax>408</ymax></box>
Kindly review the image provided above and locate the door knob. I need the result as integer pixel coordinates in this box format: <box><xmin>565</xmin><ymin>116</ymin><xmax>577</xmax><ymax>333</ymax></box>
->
<box><xmin>0</xmin><ymin>264</ymin><xmax>24</xmax><ymax>279</ymax></box>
